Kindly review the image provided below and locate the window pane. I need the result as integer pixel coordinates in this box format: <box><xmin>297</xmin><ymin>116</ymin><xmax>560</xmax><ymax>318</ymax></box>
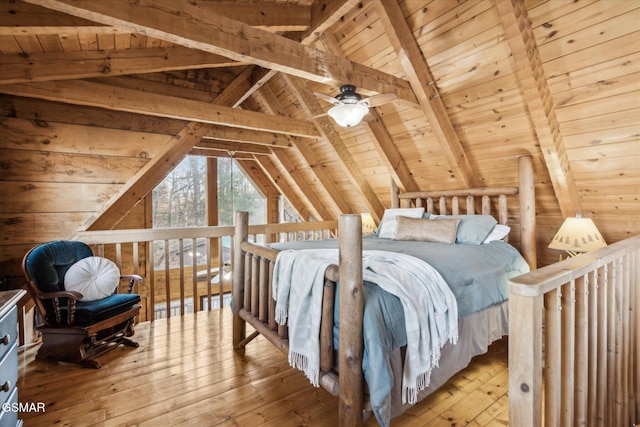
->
<box><xmin>153</xmin><ymin>156</ymin><xmax>207</xmax><ymax>228</ymax></box>
<box><xmin>217</xmin><ymin>157</ymin><xmax>265</xmax><ymax>225</ymax></box>
<box><xmin>152</xmin><ymin>156</ymin><xmax>207</xmax><ymax>270</ymax></box>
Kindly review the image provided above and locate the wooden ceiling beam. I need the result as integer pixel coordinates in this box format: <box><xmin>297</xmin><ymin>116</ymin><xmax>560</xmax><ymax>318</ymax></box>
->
<box><xmin>305</xmin><ymin>0</ymin><xmax>362</xmax><ymax>44</ymax></box>
<box><xmin>235</xmin><ymin>158</ymin><xmax>280</xmax><ymax>200</ymax></box>
<box><xmin>0</xmin><ymin>47</ymin><xmax>244</xmax><ymax>84</ymax></box>
<box><xmin>0</xmin><ymin>80</ymin><xmax>321</xmax><ymax>138</ymax></box>
<box><xmin>84</xmin><ymin>122</ymin><xmax>209</xmax><ymax>230</ymax></box>
<box><xmin>283</xmin><ymin>73</ymin><xmax>386</xmax><ymax>222</ymax></box>
<box><xmin>195</xmin><ymin>140</ymin><xmax>273</xmax><ymax>156</ymax></box>
<box><xmin>191</xmin><ymin>2</ymin><xmax>310</xmax><ymax>32</ymax></box>
<box><xmin>0</xmin><ymin>0</ymin><xmax>108</xmax><ymax>33</ymax></box>
<box><xmin>269</xmin><ymin>147</ymin><xmax>335</xmax><ymax>221</ymax></box>
<box><xmin>0</xmin><ymin>25</ymin><xmax>117</xmax><ymax>35</ymax></box>
<box><xmin>318</xmin><ymin>31</ymin><xmax>420</xmax><ymax>196</ymax></box>
<box><xmin>229</xmin><ymin>0</ymin><xmax>363</xmax><ymax>108</ymax></box>
<box><xmin>375</xmin><ymin>0</ymin><xmax>478</xmax><ymax>188</ymax></box>
<box><xmin>255</xmin><ymin>85</ymin><xmax>347</xmax><ymax>219</ymax></box>
<box><xmin>202</xmin><ymin>125</ymin><xmax>304</xmax><ymax>148</ymax></box>
<box><xmin>1</xmin><ymin>0</ymin><xmax>309</xmax><ymax>33</ymax></box>
<box><xmin>188</xmin><ymin>148</ymin><xmax>258</xmax><ymax>159</ymax></box>
<box><xmin>22</xmin><ymin>0</ymin><xmax>417</xmax><ymax>106</ymax></box>
<box><xmin>496</xmin><ymin>0</ymin><xmax>581</xmax><ymax>217</ymax></box>
<box><xmin>361</xmin><ymin>110</ymin><xmax>420</xmax><ymax>194</ymax></box>
<box><xmin>70</xmin><ymin>68</ymin><xmax>309</xmax><ymax>231</ymax></box>
<box><xmin>255</xmin><ymin>154</ymin><xmax>323</xmax><ymax>221</ymax></box>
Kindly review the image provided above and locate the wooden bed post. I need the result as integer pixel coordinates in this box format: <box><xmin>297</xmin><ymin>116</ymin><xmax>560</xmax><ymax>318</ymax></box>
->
<box><xmin>519</xmin><ymin>155</ymin><xmax>537</xmax><ymax>270</ymax></box>
<box><xmin>233</xmin><ymin>211</ymin><xmax>248</xmax><ymax>349</ymax></box>
<box><xmin>338</xmin><ymin>214</ymin><xmax>364</xmax><ymax>426</ymax></box>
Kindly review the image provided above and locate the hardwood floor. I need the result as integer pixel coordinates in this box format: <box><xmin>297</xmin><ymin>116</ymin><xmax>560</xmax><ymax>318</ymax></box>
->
<box><xmin>17</xmin><ymin>308</ymin><xmax>509</xmax><ymax>426</ymax></box>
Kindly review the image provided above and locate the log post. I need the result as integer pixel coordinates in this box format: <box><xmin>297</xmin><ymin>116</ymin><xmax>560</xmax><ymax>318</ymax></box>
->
<box><xmin>233</xmin><ymin>211</ymin><xmax>248</xmax><ymax>349</ymax></box>
<box><xmin>509</xmin><ymin>292</ymin><xmax>544</xmax><ymax>427</ymax></box>
<box><xmin>338</xmin><ymin>214</ymin><xmax>364</xmax><ymax>426</ymax></box>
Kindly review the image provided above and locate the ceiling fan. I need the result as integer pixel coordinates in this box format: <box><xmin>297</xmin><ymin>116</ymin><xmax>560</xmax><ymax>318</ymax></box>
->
<box><xmin>313</xmin><ymin>84</ymin><xmax>397</xmax><ymax>128</ymax></box>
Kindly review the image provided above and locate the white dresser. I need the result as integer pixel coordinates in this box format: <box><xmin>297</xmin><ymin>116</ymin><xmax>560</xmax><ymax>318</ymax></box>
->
<box><xmin>0</xmin><ymin>289</ymin><xmax>26</xmax><ymax>427</ymax></box>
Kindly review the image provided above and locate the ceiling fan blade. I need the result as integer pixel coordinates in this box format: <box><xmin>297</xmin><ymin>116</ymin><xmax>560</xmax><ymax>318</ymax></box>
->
<box><xmin>359</xmin><ymin>92</ymin><xmax>398</xmax><ymax>107</ymax></box>
<box><xmin>313</xmin><ymin>92</ymin><xmax>342</xmax><ymax>105</ymax></box>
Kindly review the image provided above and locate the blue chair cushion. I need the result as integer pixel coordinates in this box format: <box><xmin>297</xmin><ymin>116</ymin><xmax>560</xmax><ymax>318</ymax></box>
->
<box><xmin>61</xmin><ymin>293</ymin><xmax>141</xmax><ymax>326</ymax></box>
<box><xmin>25</xmin><ymin>240</ymin><xmax>94</xmax><ymax>293</ymax></box>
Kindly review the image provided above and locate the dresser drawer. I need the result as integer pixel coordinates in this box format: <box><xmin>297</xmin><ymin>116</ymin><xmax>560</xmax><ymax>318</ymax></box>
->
<box><xmin>0</xmin><ymin>342</ymin><xmax>18</xmax><ymax>403</ymax></box>
<box><xmin>0</xmin><ymin>306</ymin><xmax>17</xmax><ymax>361</ymax></box>
<box><xmin>0</xmin><ymin>386</ymin><xmax>18</xmax><ymax>427</ymax></box>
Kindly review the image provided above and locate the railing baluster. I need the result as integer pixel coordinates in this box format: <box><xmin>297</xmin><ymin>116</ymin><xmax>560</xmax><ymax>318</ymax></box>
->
<box><xmin>451</xmin><ymin>196</ymin><xmax>459</xmax><ymax>215</ymax></box>
<box><xmin>575</xmin><ymin>274</ymin><xmax>588</xmax><ymax>425</ymax></box>
<box><xmin>587</xmin><ymin>270</ymin><xmax>598</xmax><ymax>426</ymax></box>
<box><xmin>205</xmin><ymin>237</ymin><xmax>212</xmax><ymax>312</ymax></box>
<box><xmin>192</xmin><ymin>237</ymin><xmax>198</xmax><ymax>312</ymax></box>
<box><xmin>164</xmin><ymin>239</ymin><xmax>171</xmax><ymax>318</ymax></box>
<box><xmin>466</xmin><ymin>195</ymin><xmax>474</xmax><ymax>214</ymax></box>
<box><xmin>179</xmin><ymin>239</ymin><xmax>185</xmax><ymax>316</ymax></box>
<box><xmin>545</xmin><ymin>288</ymin><xmax>562</xmax><ymax>425</ymax></box>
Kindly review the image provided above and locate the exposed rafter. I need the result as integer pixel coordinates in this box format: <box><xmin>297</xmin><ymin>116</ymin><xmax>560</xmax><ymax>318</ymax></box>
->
<box><xmin>283</xmin><ymin>74</ymin><xmax>386</xmax><ymax>222</ymax></box>
<box><xmin>374</xmin><ymin>0</ymin><xmax>478</xmax><ymax>188</ymax></box>
<box><xmin>0</xmin><ymin>0</ymin><xmax>310</xmax><ymax>34</ymax></box>
<box><xmin>202</xmin><ymin>125</ymin><xmax>305</xmax><ymax>148</ymax></box>
<box><xmin>0</xmin><ymin>47</ymin><xmax>244</xmax><ymax>84</ymax></box>
<box><xmin>255</xmin><ymin>85</ymin><xmax>347</xmax><ymax>219</ymax></box>
<box><xmin>195</xmin><ymin>140</ymin><xmax>273</xmax><ymax>156</ymax></box>
<box><xmin>317</xmin><ymin>30</ymin><xmax>420</xmax><ymax>196</ymax></box>
<box><xmin>361</xmin><ymin>110</ymin><xmax>420</xmax><ymax>194</ymax></box>
<box><xmin>191</xmin><ymin>2</ymin><xmax>310</xmax><ymax>32</ymax></box>
<box><xmin>255</xmin><ymin>153</ymin><xmax>324</xmax><ymax>222</ymax></box>
<box><xmin>496</xmin><ymin>0</ymin><xmax>581</xmax><ymax>217</ymax></box>
<box><xmin>22</xmin><ymin>0</ymin><xmax>418</xmax><ymax>106</ymax></box>
<box><xmin>85</xmin><ymin>122</ymin><xmax>209</xmax><ymax>230</ymax></box>
<box><xmin>0</xmin><ymin>80</ymin><xmax>321</xmax><ymax>138</ymax></box>
<box><xmin>74</xmin><ymin>0</ymin><xmax>362</xmax><ymax>229</ymax></box>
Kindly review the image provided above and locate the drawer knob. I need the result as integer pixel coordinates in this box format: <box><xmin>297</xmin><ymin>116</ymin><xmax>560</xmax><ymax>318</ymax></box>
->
<box><xmin>0</xmin><ymin>334</ymin><xmax>9</xmax><ymax>346</ymax></box>
<box><xmin>0</xmin><ymin>381</ymin><xmax>9</xmax><ymax>392</ymax></box>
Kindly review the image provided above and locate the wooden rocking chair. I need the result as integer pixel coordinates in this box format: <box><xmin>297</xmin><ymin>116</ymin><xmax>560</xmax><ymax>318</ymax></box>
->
<box><xmin>22</xmin><ymin>240</ymin><xmax>142</xmax><ymax>368</ymax></box>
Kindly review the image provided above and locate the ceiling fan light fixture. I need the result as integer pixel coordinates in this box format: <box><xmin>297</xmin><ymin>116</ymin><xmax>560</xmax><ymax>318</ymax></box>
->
<box><xmin>327</xmin><ymin>103</ymin><xmax>369</xmax><ymax>127</ymax></box>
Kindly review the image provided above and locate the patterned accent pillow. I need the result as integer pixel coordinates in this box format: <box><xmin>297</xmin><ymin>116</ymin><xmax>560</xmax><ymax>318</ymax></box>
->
<box><xmin>393</xmin><ymin>216</ymin><xmax>461</xmax><ymax>244</ymax></box>
<box><xmin>377</xmin><ymin>207</ymin><xmax>425</xmax><ymax>239</ymax></box>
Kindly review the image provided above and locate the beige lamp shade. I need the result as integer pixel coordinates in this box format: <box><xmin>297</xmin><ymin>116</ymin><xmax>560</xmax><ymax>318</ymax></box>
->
<box><xmin>361</xmin><ymin>212</ymin><xmax>377</xmax><ymax>234</ymax></box>
<box><xmin>548</xmin><ymin>216</ymin><xmax>607</xmax><ymax>254</ymax></box>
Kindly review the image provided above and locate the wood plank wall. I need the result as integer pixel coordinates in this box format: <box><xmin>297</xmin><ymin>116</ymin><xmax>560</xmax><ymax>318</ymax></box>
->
<box><xmin>0</xmin><ymin>95</ymin><xmax>168</xmax><ymax>277</ymax></box>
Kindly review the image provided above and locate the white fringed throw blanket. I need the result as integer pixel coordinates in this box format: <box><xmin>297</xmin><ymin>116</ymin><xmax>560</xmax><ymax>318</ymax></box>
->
<box><xmin>272</xmin><ymin>249</ymin><xmax>458</xmax><ymax>403</ymax></box>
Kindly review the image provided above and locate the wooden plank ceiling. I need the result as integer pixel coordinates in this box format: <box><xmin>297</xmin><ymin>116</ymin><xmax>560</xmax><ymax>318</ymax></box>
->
<box><xmin>1</xmin><ymin>0</ymin><xmax>638</xmax><ymax>266</ymax></box>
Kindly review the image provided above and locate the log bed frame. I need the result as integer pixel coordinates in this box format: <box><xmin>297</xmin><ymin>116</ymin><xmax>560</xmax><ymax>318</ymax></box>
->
<box><xmin>231</xmin><ymin>154</ymin><xmax>639</xmax><ymax>426</ymax></box>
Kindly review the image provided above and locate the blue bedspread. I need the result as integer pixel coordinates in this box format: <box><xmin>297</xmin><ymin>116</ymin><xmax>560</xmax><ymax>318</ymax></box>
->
<box><xmin>269</xmin><ymin>236</ymin><xmax>529</xmax><ymax>426</ymax></box>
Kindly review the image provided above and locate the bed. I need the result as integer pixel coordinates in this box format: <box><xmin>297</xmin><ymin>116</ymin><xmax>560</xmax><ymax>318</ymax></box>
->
<box><xmin>232</xmin><ymin>155</ymin><xmax>537</xmax><ymax>426</ymax></box>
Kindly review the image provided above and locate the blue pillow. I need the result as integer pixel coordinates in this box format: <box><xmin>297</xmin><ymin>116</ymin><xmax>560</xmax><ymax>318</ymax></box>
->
<box><xmin>431</xmin><ymin>214</ymin><xmax>497</xmax><ymax>244</ymax></box>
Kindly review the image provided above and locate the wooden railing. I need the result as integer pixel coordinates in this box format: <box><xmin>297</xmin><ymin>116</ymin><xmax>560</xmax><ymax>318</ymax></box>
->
<box><xmin>508</xmin><ymin>234</ymin><xmax>639</xmax><ymax>426</ymax></box>
<box><xmin>74</xmin><ymin>220</ymin><xmax>337</xmax><ymax>322</ymax></box>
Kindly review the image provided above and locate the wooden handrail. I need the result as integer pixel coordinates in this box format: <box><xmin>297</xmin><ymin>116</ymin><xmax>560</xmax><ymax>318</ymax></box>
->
<box><xmin>72</xmin><ymin>220</ymin><xmax>339</xmax><ymax>322</ymax></box>
<box><xmin>509</xmin><ymin>234</ymin><xmax>640</xmax><ymax>297</ymax></box>
<box><xmin>508</xmin><ymin>233</ymin><xmax>639</xmax><ymax>427</ymax></box>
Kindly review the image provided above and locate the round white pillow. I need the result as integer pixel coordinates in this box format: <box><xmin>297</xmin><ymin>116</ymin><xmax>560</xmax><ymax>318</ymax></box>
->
<box><xmin>64</xmin><ymin>256</ymin><xmax>121</xmax><ymax>301</ymax></box>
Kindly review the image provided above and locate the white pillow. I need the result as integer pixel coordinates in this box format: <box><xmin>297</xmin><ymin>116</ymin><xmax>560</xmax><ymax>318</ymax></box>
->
<box><xmin>64</xmin><ymin>256</ymin><xmax>121</xmax><ymax>301</ymax></box>
<box><xmin>483</xmin><ymin>224</ymin><xmax>511</xmax><ymax>243</ymax></box>
<box><xmin>377</xmin><ymin>207</ymin><xmax>425</xmax><ymax>239</ymax></box>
